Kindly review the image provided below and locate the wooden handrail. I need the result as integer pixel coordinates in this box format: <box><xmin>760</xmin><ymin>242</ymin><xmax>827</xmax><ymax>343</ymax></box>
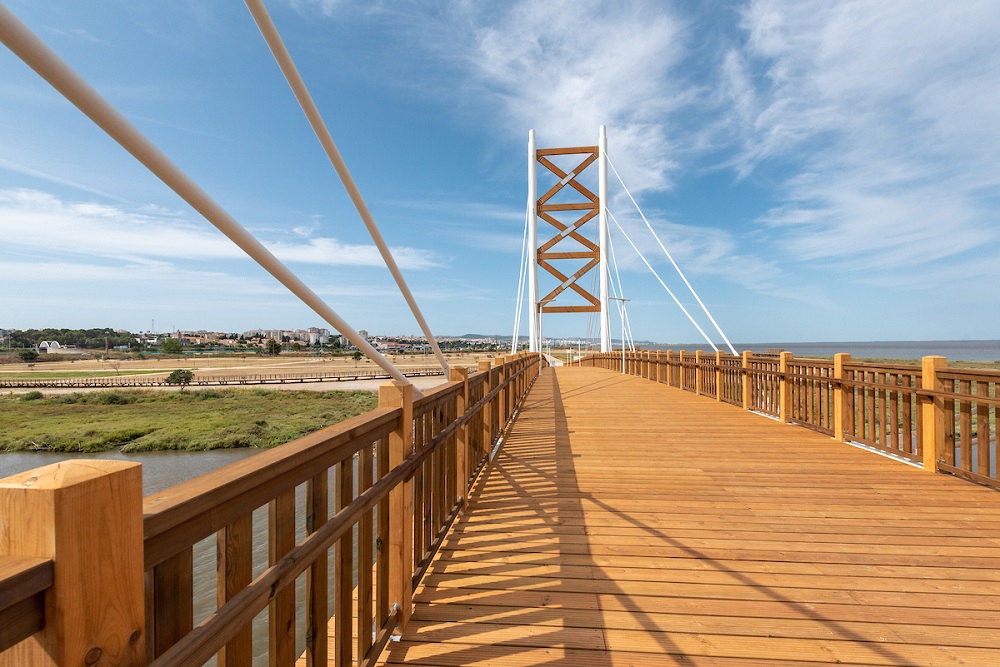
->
<box><xmin>581</xmin><ymin>350</ymin><xmax>999</xmax><ymax>489</ymax></box>
<box><xmin>0</xmin><ymin>557</ymin><xmax>52</xmax><ymax>654</ymax></box>
<box><xmin>143</xmin><ymin>406</ymin><xmax>400</xmax><ymax>569</ymax></box>
<box><xmin>0</xmin><ymin>353</ymin><xmax>542</xmax><ymax>665</ymax></box>
<box><xmin>148</xmin><ymin>355</ymin><xmax>540</xmax><ymax>667</ymax></box>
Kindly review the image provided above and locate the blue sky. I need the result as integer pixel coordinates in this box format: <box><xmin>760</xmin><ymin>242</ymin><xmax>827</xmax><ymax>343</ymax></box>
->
<box><xmin>2</xmin><ymin>1</ymin><xmax>999</xmax><ymax>345</ymax></box>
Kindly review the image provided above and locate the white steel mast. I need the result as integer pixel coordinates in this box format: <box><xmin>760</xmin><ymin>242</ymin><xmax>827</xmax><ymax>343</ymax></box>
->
<box><xmin>528</xmin><ymin>130</ymin><xmax>539</xmax><ymax>352</ymax></box>
<box><xmin>598</xmin><ymin>125</ymin><xmax>611</xmax><ymax>352</ymax></box>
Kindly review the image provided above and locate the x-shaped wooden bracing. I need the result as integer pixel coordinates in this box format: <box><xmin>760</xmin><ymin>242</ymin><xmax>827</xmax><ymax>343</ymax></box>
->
<box><xmin>535</xmin><ymin>146</ymin><xmax>601</xmax><ymax>313</ymax></box>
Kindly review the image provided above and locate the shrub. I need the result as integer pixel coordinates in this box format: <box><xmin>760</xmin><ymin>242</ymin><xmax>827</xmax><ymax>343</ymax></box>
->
<box><xmin>164</xmin><ymin>369</ymin><xmax>194</xmax><ymax>387</ymax></box>
<box><xmin>20</xmin><ymin>390</ymin><xmax>43</xmax><ymax>402</ymax></box>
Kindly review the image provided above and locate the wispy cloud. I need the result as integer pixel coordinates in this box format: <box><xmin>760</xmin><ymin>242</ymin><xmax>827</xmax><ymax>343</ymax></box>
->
<box><xmin>45</xmin><ymin>26</ymin><xmax>108</xmax><ymax>45</ymax></box>
<box><xmin>422</xmin><ymin>0</ymin><xmax>692</xmax><ymax>195</ymax></box>
<box><xmin>0</xmin><ymin>188</ymin><xmax>439</xmax><ymax>269</ymax></box>
<box><xmin>725</xmin><ymin>0</ymin><xmax>1000</xmax><ymax>274</ymax></box>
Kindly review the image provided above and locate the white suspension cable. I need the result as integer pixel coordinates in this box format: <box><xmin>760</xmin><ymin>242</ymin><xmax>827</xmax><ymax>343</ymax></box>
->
<box><xmin>606</xmin><ymin>153</ymin><xmax>737</xmax><ymax>355</ymax></box>
<box><xmin>623</xmin><ymin>304</ymin><xmax>636</xmax><ymax>351</ymax></box>
<box><xmin>511</xmin><ymin>200</ymin><xmax>530</xmax><ymax>354</ymax></box>
<box><xmin>0</xmin><ymin>2</ymin><xmax>410</xmax><ymax>385</ymax></box>
<box><xmin>607</xmin><ymin>208</ymin><xmax>720</xmax><ymax>353</ymax></box>
<box><xmin>245</xmin><ymin>0</ymin><xmax>451</xmax><ymax>372</ymax></box>
<box><xmin>606</xmin><ymin>228</ymin><xmax>624</xmax><ymax>348</ymax></box>
<box><xmin>607</xmin><ymin>222</ymin><xmax>635</xmax><ymax>351</ymax></box>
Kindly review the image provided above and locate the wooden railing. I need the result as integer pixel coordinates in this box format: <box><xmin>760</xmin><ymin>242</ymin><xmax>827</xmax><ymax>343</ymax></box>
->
<box><xmin>0</xmin><ymin>365</ymin><xmax>449</xmax><ymax>389</ymax></box>
<box><xmin>582</xmin><ymin>350</ymin><xmax>999</xmax><ymax>490</ymax></box>
<box><xmin>0</xmin><ymin>353</ymin><xmax>543</xmax><ymax>666</ymax></box>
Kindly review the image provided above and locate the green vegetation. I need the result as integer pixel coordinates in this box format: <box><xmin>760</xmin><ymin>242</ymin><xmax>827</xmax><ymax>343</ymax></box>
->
<box><xmin>0</xmin><ymin>388</ymin><xmax>378</xmax><ymax>453</ymax></box>
<box><xmin>160</xmin><ymin>338</ymin><xmax>183</xmax><ymax>354</ymax></box>
<box><xmin>7</xmin><ymin>327</ymin><xmax>136</xmax><ymax>350</ymax></box>
<box><xmin>17</xmin><ymin>349</ymin><xmax>38</xmax><ymax>362</ymax></box>
<box><xmin>265</xmin><ymin>338</ymin><xmax>282</xmax><ymax>356</ymax></box>
<box><xmin>164</xmin><ymin>369</ymin><xmax>194</xmax><ymax>386</ymax></box>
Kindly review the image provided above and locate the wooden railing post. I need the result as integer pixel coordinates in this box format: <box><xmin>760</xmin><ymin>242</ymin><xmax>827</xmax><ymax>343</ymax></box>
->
<box><xmin>715</xmin><ymin>351</ymin><xmax>723</xmax><ymax>402</ymax></box>
<box><xmin>450</xmin><ymin>366</ymin><xmax>470</xmax><ymax>509</ymax></box>
<box><xmin>678</xmin><ymin>351</ymin><xmax>686</xmax><ymax>389</ymax></box>
<box><xmin>0</xmin><ymin>460</ymin><xmax>145</xmax><ymax>667</ymax></box>
<box><xmin>380</xmin><ymin>381</ymin><xmax>414</xmax><ymax>629</ymax></box>
<box><xmin>778</xmin><ymin>351</ymin><xmax>793</xmax><ymax>423</ymax></box>
<box><xmin>494</xmin><ymin>356</ymin><xmax>507</xmax><ymax>426</ymax></box>
<box><xmin>921</xmin><ymin>356</ymin><xmax>947</xmax><ymax>473</ymax></box>
<box><xmin>695</xmin><ymin>351</ymin><xmax>703</xmax><ymax>396</ymax></box>
<box><xmin>833</xmin><ymin>353</ymin><xmax>851</xmax><ymax>442</ymax></box>
<box><xmin>478</xmin><ymin>360</ymin><xmax>492</xmax><ymax>450</ymax></box>
<box><xmin>742</xmin><ymin>351</ymin><xmax>753</xmax><ymax>411</ymax></box>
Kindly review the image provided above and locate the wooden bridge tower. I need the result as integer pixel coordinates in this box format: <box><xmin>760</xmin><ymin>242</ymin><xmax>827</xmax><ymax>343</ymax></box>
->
<box><xmin>528</xmin><ymin>127</ymin><xmax>611</xmax><ymax>352</ymax></box>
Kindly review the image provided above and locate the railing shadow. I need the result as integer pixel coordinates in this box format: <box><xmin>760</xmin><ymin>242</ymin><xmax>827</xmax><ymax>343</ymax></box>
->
<box><xmin>386</xmin><ymin>365</ymin><xmax>967</xmax><ymax>665</ymax></box>
<box><xmin>387</xmin><ymin>369</ymin><xmax>731</xmax><ymax>664</ymax></box>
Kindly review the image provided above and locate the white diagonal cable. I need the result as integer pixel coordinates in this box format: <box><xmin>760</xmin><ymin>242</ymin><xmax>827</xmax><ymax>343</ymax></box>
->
<box><xmin>245</xmin><ymin>0</ymin><xmax>450</xmax><ymax>372</ymax></box>
<box><xmin>511</xmin><ymin>199</ymin><xmax>530</xmax><ymax>354</ymax></box>
<box><xmin>607</xmin><ymin>153</ymin><xmax>737</xmax><ymax>355</ymax></box>
<box><xmin>607</xmin><ymin>221</ymin><xmax>637</xmax><ymax>352</ymax></box>
<box><xmin>606</xmin><ymin>225</ymin><xmax>625</xmax><ymax>348</ymax></box>
<box><xmin>0</xmin><ymin>2</ymin><xmax>409</xmax><ymax>385</ymax></box>
<box><xmin>608</xmin><ymin>208</ymin><xmax>719</xmax><ymax>353</ymax></box>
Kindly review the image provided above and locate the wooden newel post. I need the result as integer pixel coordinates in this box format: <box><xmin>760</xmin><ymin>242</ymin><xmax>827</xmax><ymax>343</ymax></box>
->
<box><xmin>778</xmin><ymin>351</ymin><xmax>793</xmax><ymax>423</ymax></box>
<box><xmin>742</xmin><ymin>351</ymin><xmax>753</xmax><ymax>411</ymax></box>
<box><xmin>695</xmin><ymin>351</ymin><xmax>703</xmax><ymax>396</ymax></box>
<box><xmin>921</xmin><ymin>356</ymin><xmax>947</xmax><ymax>474</ymax></box>
<box><xmin>0</xmin><ymin>460</ymin><xmax>145</xmax><ymax>667</ymax></box>
<box><xmin>494</xmin><ymin>356</ymin><xmax>507</xmax><ymax>426</ymax></box>
<box><xmin>715</xmin><ymin>351</ymin><xmax>723</xmax><ymax>402</ymax></box>
<box><xmin>380</xmin><ymin>381</ymin><xmax>414</xmax><ymax>629</ymax></box>
<box><xmin>833</xmin><ymin>353</ymin><xmax>851</xmax><ymax>442</ymax></box>
<box><xmin>478</xmin><ymin>360</ymin><xmax>492</xmax><ymax>450</ymax></box>
<box><xmin>450</xmin><ymin>367</ymin><xmax>470</xmax><ymax>509</ymax></box>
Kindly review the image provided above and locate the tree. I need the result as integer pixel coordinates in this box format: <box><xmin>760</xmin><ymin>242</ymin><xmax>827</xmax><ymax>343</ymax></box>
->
<box><xmin>352</xmin><ymin>351</ymin><xmax>363</xmax><ymax>366</ymax></box>
<box><xmin>265</xmin><ymin>338</ymin><xmax>282</xmax><ymax>356</ymax></box>
<box><xmin>18</xmin><ymin>348</ymin><xmax>38</xmax><ymax>362</ymax></box>
<box><xmin>160</xmin><ymin>338</ymin><xmax>183</xmax><ymax>354</ymax></box>
<box><xmin>164</xmin><ymin>369</ymin><xmax>194</xmax><ymax>388</ymax></box>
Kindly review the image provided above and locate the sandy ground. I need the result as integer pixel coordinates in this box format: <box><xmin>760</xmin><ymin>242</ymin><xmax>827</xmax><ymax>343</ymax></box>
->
<box><xmin>0</xmin><ymin>352</ymin><xmax>494</xmax><ymax>375</ymax></box>
<box><xmin>0</xmin><ymin>352</ymin><xmax>499</xmax><ymax>395</ymax></box>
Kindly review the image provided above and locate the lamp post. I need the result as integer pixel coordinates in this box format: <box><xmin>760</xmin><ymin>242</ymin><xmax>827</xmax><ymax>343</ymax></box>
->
<box><xmin>608</xmin><ymin>297</ymin><xmax>630</xmax><ymax>374</ymax></box>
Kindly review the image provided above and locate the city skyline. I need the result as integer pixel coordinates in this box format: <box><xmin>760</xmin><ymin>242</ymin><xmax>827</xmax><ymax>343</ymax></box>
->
<box><xmin>3</xmin><ymin>2</ymin><xmax>1000</xmax><ymax>345</ymax></box>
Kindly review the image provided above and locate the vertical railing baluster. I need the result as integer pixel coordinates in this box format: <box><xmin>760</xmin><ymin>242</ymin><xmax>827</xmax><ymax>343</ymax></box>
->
<box><xmin>269</xmin><ymin>489</ymin><xmax>296</xmax><ymax>666</ymax></box>
<box><xmin>357</xmin><ymin>445</ymin><xmax>373</xmax><ymax>662</ymax></box>
<box><xmin>217</xmin><ymin>514</ymin><xmax>253</xmax><ymax>667</ymax></box>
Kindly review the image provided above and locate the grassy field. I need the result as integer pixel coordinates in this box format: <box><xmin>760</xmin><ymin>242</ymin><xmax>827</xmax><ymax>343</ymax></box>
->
<box><xmin>1</xmin><ymin>388</ymin><xmax>378</xmax><ymax>453</ymax></box>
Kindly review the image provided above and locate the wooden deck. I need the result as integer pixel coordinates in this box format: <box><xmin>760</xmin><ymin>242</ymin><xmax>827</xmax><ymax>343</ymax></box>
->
<box><xmin>384</xmin><ymin>366</ymin><xmax>1000</xmax><ymax>666</ymax></box>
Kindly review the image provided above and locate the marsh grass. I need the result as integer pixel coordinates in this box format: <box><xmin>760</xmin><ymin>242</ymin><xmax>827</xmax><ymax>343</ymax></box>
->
<box><xmin>0</xmin><ymin>388</ymin><xmax>377</xmax><ymax>453</ymax></box>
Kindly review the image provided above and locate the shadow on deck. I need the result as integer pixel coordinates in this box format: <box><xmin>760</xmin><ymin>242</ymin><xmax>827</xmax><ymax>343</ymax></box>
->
<box><xmin>386</xmin><ymin>366</ymin><xmax>1000</xmax><ymax>666</ymax></box>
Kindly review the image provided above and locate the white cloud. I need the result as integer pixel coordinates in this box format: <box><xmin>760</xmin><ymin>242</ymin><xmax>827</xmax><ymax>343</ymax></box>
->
<box><xmin>727</xmin><ymin>0</ymin><xmax>1000</xmax><ymax>274</ymax></box>
<box><xmin>0</xmin><ymin>188</ymin><xmax>438</xmax><ymax>269</ymax></box>
<box><xmin>430</xmin><ymin>0</ymin><xmax>691</xmax><ymax>195</ymax></box>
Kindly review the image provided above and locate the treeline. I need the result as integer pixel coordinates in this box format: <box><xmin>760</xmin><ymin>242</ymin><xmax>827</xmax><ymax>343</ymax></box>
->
<box><xmin>5</xmin><ymin>328</ymin><xmax>136</xmax><ymax>350</ymax></box>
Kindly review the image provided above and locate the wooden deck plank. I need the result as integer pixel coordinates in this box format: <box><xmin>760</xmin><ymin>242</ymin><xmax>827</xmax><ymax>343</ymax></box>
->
<box><xmin>386</xmin><ymin>367</ymin><xmax>1000</xmax><ymax>665</ymax></box>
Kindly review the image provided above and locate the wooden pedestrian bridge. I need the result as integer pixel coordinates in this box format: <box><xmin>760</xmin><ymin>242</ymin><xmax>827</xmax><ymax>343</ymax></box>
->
<box><xmin>3</xmin><ymin>351</ymin><xmax>1000</xmax><ymax>666</ymax></box>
